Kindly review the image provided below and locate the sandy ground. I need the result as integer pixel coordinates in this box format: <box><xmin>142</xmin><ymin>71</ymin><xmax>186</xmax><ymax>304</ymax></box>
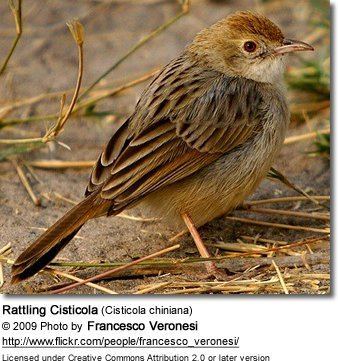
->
<box><xmin>0</xmin><ymin>0</ymin><xmax>330</xmax><ymax>294</ymax></box>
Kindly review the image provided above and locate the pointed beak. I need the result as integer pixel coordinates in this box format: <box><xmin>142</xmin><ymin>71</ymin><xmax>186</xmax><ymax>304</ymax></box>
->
<box><xmin>274</xmin><ymin>39</ymin><xmax>314</xmax><ymax>55</ymax></box>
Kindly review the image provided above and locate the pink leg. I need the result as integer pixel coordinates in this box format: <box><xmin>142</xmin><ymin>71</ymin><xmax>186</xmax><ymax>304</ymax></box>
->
<box><xmin>181</xmin><ymin>212</ymin><xmax>227</xmax><ymax>279</ymax></box>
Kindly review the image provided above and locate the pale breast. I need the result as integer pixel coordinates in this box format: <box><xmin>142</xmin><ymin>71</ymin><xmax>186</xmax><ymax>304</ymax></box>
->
<box><xmin>137</xmin><ymin>82</ymin><xmax>289</xmax><ymax>230</ymax></box>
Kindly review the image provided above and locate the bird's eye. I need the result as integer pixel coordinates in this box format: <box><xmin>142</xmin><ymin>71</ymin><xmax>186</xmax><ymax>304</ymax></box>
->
<box><xmin>244</xmin><ymin>41</ymin><xmax>257</xmax><ymax>53</ymax></box>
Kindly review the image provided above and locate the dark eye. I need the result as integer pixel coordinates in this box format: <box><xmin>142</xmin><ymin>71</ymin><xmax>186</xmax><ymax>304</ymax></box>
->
<box><xmin>244</xmin><ymin>41</ymin><xmax>257</xmax><ymax>53</ymax></box>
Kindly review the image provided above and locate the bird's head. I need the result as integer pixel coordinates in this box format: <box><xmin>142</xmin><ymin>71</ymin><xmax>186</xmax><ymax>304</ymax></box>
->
<box><xmin>188</xmin><ymin>11</ymin><xmax>314</xmax><ymax>83</ymax></box>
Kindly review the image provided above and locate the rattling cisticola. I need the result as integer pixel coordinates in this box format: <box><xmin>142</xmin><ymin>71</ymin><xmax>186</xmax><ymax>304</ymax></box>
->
<box><xmin>12</xmin><ymin>11</ymin><xmax>313</xmax><ymax>283</ymax></box>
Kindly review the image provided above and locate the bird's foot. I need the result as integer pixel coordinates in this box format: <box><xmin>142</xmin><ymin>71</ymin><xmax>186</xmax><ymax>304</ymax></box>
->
<box><xmin>204</xmin><ymin>261</ymin><xmax>230</xmax><ymax>281</ymax></box>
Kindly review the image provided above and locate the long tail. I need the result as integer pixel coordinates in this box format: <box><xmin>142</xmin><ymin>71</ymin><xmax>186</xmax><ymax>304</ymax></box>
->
<box><xmin>11</xmin><ymin>192</ymin><xmax>106</xmax><ymax>284</ymax></box>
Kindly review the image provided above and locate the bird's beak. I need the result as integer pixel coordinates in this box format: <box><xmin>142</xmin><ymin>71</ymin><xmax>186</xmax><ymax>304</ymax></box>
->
<box><xmin>274</xmin><ymin>39</ymin><xmax>314</xmax><ymax>55</ymax></box>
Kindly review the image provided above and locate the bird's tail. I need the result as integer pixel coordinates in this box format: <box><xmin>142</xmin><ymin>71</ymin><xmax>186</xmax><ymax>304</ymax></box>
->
<box><xmin>11</xmin><ymin>192</ymin><xmax>105</xmax><ymax>284</ymax></box>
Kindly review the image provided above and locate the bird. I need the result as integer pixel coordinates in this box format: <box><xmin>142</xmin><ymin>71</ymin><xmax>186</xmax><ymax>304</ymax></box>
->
<box><xmin>11</xmin><ymin>11</ymin><xmax>314</xmax><ymax>284</ymax></box>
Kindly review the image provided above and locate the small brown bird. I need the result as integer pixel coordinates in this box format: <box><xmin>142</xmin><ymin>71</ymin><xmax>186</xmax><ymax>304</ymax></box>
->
<box><xmin>12</xmin><ymin>11</ymin><xmax>313</xmax><ymax>283</ymax></box>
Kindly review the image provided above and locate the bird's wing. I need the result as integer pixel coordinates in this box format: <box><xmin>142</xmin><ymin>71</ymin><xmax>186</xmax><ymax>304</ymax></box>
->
<box><xmin>86</xmin><ymin>54</ymin><xmax>264</xmax><ymax>212</ymax></box>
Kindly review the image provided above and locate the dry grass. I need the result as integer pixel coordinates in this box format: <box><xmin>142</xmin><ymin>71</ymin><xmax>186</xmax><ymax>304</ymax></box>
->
<box><xmin>0</xmin><ymin>222</ymin><xmax>330</xmax><ymax>294</ymax></box>
<box><xmin>0</xmin><ymin>1</ymin><xmax>22</xmax><ymax>76</ymax></box>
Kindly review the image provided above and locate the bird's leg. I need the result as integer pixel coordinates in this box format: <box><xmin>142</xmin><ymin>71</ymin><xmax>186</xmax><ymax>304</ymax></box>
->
<box><xmin>181</xmin><ymin>212</ymin><xmax>227</xmax><ymax>280</ymax></box>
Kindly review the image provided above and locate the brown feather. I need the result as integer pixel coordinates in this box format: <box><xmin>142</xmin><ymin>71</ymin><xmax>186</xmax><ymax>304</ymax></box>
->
<box><xmin>12</xmin><ymin>10</ymin><xmax>293</xmax><ymax>283</ymax></box>
<box><xmin>11</xmin><ymin>192</ymin><xmax>107</xmax><ymax>283</ymax></box>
